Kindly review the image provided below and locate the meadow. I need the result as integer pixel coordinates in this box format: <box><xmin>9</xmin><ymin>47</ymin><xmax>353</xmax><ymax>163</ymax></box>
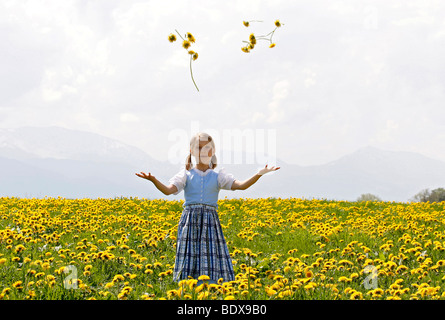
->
<box><xmin>1</xmin><ymin>196</ymin><xmax>445</xmax><ymax>300</ymax></box>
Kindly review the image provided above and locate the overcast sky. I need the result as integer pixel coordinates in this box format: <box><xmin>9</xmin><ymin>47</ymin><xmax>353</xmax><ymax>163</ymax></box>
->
<box><xmin>1</xmin><ymin>0</ymin><xmax>444</xmax><ymax>166</ymax></box>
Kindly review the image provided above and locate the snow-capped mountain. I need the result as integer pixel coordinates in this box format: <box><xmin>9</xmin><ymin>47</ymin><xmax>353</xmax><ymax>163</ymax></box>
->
<box><xmin>1</xmin><ymin>126</ymin><xmax>444</xmax><ymax>201</ymax></box>
<box><xmin>0</xmin><ymin>126</ymin><xmax>157</xmax><ymax>166</ymax></box>
<box><xmin>0</xmin><ymin>126</ymin><xmax>174</xmax><ymax>199</ymax></box>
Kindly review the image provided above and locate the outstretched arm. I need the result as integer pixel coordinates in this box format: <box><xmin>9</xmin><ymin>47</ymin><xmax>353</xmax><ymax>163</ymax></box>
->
<box><xmin>135</xmin><ymin>171</ymin><xmax>178</xmax><ymax>195</ymax></box>
<box><xmin>231</xmin><ymin>164</ymin><xmax>280</xmax><ymax>190</ymax></box>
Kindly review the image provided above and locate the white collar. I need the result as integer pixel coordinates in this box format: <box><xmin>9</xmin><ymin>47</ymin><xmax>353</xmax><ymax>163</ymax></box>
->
<box><xmin>192</xmin><ymin>167</ymin><xmax>213</xmax><ymax>176</ymax></box>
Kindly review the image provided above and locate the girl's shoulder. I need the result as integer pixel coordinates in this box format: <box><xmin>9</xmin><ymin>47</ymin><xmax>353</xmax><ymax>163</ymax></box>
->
<box><xmin>216</xmin><ymin>167</ymin><xmax>235</xmax><ymax>180</ymax></box>
<box><xmin>216</xmin><ymin>167</ymin><xmax>230</xmax><ymax>175</ymax></box>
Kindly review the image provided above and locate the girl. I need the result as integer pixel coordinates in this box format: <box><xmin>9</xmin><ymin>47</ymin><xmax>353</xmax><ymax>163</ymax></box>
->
<box><xmin>136</xmin><ymin>132</ymin><xmax>280</xmax><ymax>285</ymax></box>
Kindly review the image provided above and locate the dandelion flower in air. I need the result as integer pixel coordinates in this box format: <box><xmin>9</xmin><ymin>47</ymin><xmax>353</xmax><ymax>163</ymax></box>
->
<box><xmin>182</xmin><ymin>40</ymin><xmax>191</xmax><ymax>49</ymax></box>
<box><xmin>240</xmin><ymin>19</ymin><xmax>284</xmax><ymax>52</ymax></box>
<box><xmin>168</xmin><ymin>29</ymin><xmax>199</xmax><ymax>91</ymax></box>
<box><xmin>249</xmin><ymin>33</ymin><xmax>256</xmax><ymax>44</ymax></box>
<box><xmin>186</xmin><ymin>32</ymin><xmax>196</xmax><ymax>43</ymax></box>
<box><xmin>168</xmin><ymin>34</ymin><xmax>177</xmax><ymax>42</ymax></box>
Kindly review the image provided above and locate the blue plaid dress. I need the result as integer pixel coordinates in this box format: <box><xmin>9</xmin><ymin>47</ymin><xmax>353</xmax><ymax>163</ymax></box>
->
<box><xmin>169</xmin><ymin>167</ymin><xmax>236</xmax><ymax>283</ymax></box>
<box><xmin>173</xmin><ymin>203</ymin><xmax>235</xmax><ymax>282</ymax></box>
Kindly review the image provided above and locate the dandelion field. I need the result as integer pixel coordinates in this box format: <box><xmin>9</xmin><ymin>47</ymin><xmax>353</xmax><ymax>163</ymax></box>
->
<box><xmin>1</xmin><ymin>197</ymin><xmax>445</xmax><ymax>300</ymax></box>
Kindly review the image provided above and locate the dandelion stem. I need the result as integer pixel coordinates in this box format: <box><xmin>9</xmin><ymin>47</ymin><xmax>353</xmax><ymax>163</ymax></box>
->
<box><xmin>175</xmin><ymin>29</ymin><xmax>185</xmax><ymax>41</ymax></box>
<box><xmin>269</xmin><ymin>27</ymin><xmax>278</xmax><ymax>43</ymax></box>
<box><xmin>189</xmin><ymin>55</ymin><xmax>199</xmax><ymax>92</ymax></box>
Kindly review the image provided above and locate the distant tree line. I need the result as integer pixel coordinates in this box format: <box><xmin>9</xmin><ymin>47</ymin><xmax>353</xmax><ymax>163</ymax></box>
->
<box><xmin>410</xmin><ymin>188</ymin><xmax>445</xmax><ymax>203</ymax></box>
<box><xmin>356</xmin><ymin>188</ymin><xmax>445</xmax><ymax>203</ymax></box>
<box><xmin>356</xmin><ymin>193</ymin><xmax>382</xmax><ymax>202</ymax></box>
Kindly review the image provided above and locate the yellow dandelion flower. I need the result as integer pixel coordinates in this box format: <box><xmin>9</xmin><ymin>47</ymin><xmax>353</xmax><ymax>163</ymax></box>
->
<box><xmin>266</xmin><ymin>288</ymin><xmax>277</xmax><ymax>296</ymax></box>
<box><xmin>198</xmin><ymin>275</ymin><xmax>210</xmax><ymax>281</ymax></box>
<box><xmin>15</xmin><ymin>244</ymin><xmax>26</xmax><ymax>253</ymax></box>
<box><xmin>192</xmin><ymin>52</ymin><xmax>198</xmax><ymax>61</ymax></box>
<box><xmin>269</xmin><ymin>43</ymin><xmax>276</xmax><ymax>48</ymax></box>
<box><xmin>195</xmin><ymin>283</ymin><xmax>206</xmax><ymax>293</ymax></box>
<box><xmin>350</xmin><ymin>291</ymin><xmax>363</xmax><ymax>300</ymax></box>
<box><xmin>117</xmin><ymin>292</ymin><xmax>127</xmax><ymax>300</ymax></box>
<box><xmin>241</xmin><ymin>46</ymin><xmax>250</xmax><ymax>53</ymax></box>
<box><xmin>13</xmin><ymin>281</ymin><xmax>23</xmax><ymax>289</ymax></box>
<box><xmin>344</xmin><ymin>287</ymin><xmax>353</xmax><ymax>294</ymax></box>
<box><xmin>374</xmin><ymin>288</ymin><xmax>384</xmax><ymax>295</ymax></box>
<box><xmin>182</xmin><ymin>40</ymin><xmax>191</xmax><ymax>50</ymax></box>
<box><xmin>350</xmin><ymin>273</ymin><xmax>359</xmax><ymax>280</ymax></box>
<box><xmin>84</xmin><ymin>265</ymin><xmax>93</xmax><ymax>271</ymax></box>
<box><xmin>113</xmin><ymin>274</ymin><xmax>125</xmax><ymax>282</ymax></box>
<box><xmin>243</xmin><ymin>21</ymin><xmax>250</xmax><ymax>27</ymax></box>
<box><xmin>167</xmin><ymin>289</ymin><xmax>178</xmax><ymax>298</ymax></box>
<box><xmin>188</xmin><ymin>279</ymin><xmax>198</xmax><ymax>290</ymax></box>
<box><xmin>275</xmin><ymin>20</ymin><xmax>282</xmax><ymax>27</ymax></box>
<box><xmin>2</xmin><ymin>288</ymin><xmax>11</xmax><ymax>295</ymax></box>
<box><xmin>338</xmin><ymin>276</ymin><xmax>351</xmax><ymax>283</ymax></box>
<box><xmin>41</xmin><ymin>262</ymin><xmax>50</xmax><ymax>270</ymax></box>
<box><xmin>186</xmin><ymin>32</ymin><xmax>196</xmax><ymax>43</ymax></box>
<box><xmin>168</xmin><ymin>34</ymin><xmax>177</xmax><ymax>42</ymax></box>
<box><xmin>198</xmin><ymin>291</ymin><xmax>209</xmax><ymax>300</ymax></box>
<box><xmin>304</xmin><ymin>282</ymin><xmax>317</xmax><ymax>290</ymax></box>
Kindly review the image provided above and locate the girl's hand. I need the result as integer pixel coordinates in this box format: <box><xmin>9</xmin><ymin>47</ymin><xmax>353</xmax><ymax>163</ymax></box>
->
<box><xmin>257</xmin><ymin>164</ymin><xmax>281</xmax><ymax>175</ymax></box>
<box><xmin>135</xmin><ymin>171</ymin><xmax>156</xmax><ymax>182</ymax></box>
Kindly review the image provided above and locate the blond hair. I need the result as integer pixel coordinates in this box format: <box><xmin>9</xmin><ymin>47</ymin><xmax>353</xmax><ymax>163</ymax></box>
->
<box><xmin>186</xmin><ymin>132</ymin><xmax>217</xmax><ymax>171</ymax></box>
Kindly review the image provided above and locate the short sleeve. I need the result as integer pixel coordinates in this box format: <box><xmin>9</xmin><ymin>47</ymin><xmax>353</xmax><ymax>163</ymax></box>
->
<box><xmin>168</xmin><ymin>166</ymin><xmax>187</xmax><ymax>195</ymax></box>
<box><xmin>218</xmin><ymin>167</ymin><xmax>236</xmax><ymax>191</ymax></box>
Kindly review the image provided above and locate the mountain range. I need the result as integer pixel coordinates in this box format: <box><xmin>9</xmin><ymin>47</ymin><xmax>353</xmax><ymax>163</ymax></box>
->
<box><xmin>1</xmin><ymin>126</ymin><xmax>444</xmax><ymax>202</ymax></box>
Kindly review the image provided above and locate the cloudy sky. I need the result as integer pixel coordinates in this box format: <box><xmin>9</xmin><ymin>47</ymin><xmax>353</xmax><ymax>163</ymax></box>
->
<box><xmin>1</xmin><ymin>0</ymin><xmax>444</xmax><ymax>166</ymax></box>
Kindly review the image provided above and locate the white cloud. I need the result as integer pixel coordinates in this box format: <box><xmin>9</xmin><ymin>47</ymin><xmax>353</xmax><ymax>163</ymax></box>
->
<box><xmin>1</xmin><ymin>0</ymin><xmax>445</xmax><ymax>166</ymax></box>
<box><xmin>120</xmin><ymin>113</ymin><xmax>140</xmax><ymax>123</ymax></box>
<box><xmin>267</xmin><ymin>80</ymin><xmax>290</xmax><ymax>124</ymax></box>
<box><xmin>302</xmin><ymin>67</ymin><xmax>317</xmax><ymax>88</ymax></box>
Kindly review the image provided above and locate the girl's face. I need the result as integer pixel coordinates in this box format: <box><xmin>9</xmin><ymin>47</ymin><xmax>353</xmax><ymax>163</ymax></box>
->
<box><xmin>191</xmin><ymin>140</ymin><xmax>214</xmax><ymax>165</ymax></box>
